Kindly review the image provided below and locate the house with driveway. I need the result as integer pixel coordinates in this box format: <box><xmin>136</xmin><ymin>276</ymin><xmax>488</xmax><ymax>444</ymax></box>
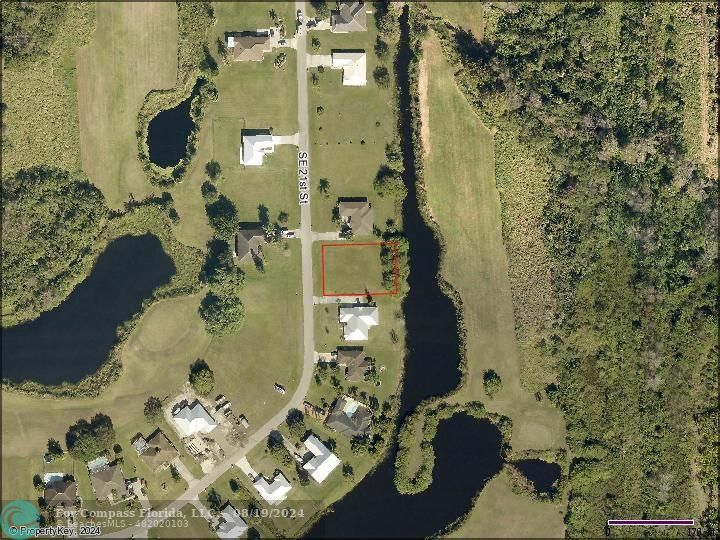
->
<box><xmin>331</xmin><ymin>1</ymin><xmax>368</xmax><ymax>33</ymax></box>
<box><xmin>43</xmin><ymin>475</ymin><xmax>77</xmax><ymax>508</ymax></box>
<box><xmin>325</xmin><ymin>395</ymin><xmax>372</xmax><ymax>437</ymax></box>
<box><xmin>302</xmin><ymin>434</ymin><xmax>341</xmax><ymax>483</ymax></box>
<box><xmin>235</xmin><ymin>227</ymin><xmax>267</xmax><ymax>265</ymax></box>
<box><xmin>216</xmin><ymin>503</ymin><xmax>249</xmax><ymax>538</ymax></box>
<box><xmin>337</xmin><ymin>346</ymin><xmax>372</xmax><ymax>381</ymax></box>
<box><xmin>225</xmin><ymin>28</ymin><xmax>287</xmax><ymax>62</ymax></box>
<box><xmin>331</xmin><ymin>50</ymin><xmax>367</xmax><ymax>86</ymax></box>
<box><xmin>338</xmin><ymin>198</ymin><xmax>373</xmax><ymax>235</ymax></box>
<box><xmin>89</xmin><ymin>462</ymin><xmax>128</xmax><ymax>503</ymax></box>
<box><xmin>240</xmin><ymin>129</ymin><xmax>275</xmax><ymax>166</ymax></box>
<box><xmin>172</xmin><ymin>399</ymin><xmax>217</xmax><ymax>438</ymax></box>
<box><xmin>132</xmin><ymin>429</ymin><xmax>179</xmax><ymax>472</ymax></box>
<box><xmin>339</xmin><ymin>304</ymin><xmax>379</xmax><ymax>340</ymax></box>
<box><xmin>253</xmin><ymin>471</ymin><xmax>292</xmax><ymax>505</ymax></box>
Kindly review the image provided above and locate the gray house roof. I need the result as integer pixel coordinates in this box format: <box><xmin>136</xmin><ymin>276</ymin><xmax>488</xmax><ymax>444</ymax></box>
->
<box><xmin>338</xmin><ymin>199</ymin><xmax>373</xmax><ymax>235</ymax></box>
<box><xmin>44</xmin><ymin>479</ymin><xmax>77</xmax><ymax>507</ymax></box>
<box><xmin>331</xmin><ymin>1</ymin><xmax>367</xmax><ymax>33</ymax></box>
<box><xmin>235</xmin><ymin>229</ymin><xmax>266</xmax><ymax>264</ymax></box>
<box><xmin>325</xmin><ymin>395</ymin><xmax>372</xmax><ymax>437</ymax></box>
<box><xmin>337</xmin><ymin>347</ymin><xmax>371</xmax><ymax>382</ymax></box>
<box><xmin>90</xmin><ymin>464</ymin><xmax>127</xmax><ymax>501</ymax></box>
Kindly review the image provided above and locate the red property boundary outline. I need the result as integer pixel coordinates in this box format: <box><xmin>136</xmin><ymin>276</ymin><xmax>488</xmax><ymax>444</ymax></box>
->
<box><xmin>321</xmin><ymin>242</ymin><xmax>399</xmax><ymax>297</ymax></box>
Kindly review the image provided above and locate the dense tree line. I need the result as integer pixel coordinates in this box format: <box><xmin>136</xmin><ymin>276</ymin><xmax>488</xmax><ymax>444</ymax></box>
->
<box><xmin>429</xmin><ymin>2</ymin><xmax>717</xmax><ymax>535</ymax></box>
<box><xmin>1</xmin><ymin>167</ymin><xmax>108</xmax><ymax>325</ymax></box>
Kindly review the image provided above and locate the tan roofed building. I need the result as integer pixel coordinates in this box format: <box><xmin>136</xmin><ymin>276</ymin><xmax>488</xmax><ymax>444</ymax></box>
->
<box><xmin>226</xmin><ymin>31</ymin><xmax>273</xmax><ymax>62</ymax></box>
<box><xmin>338</xmin><ymin>199</ymin><xmax>373</xmax><ymax>235</ymax></box>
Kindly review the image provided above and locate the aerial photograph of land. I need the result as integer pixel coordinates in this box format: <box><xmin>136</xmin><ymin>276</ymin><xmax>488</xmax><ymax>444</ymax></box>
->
<box><xmin>0</xmin><ymin>1</ymin><xmax>717</xmax><ymax>539</ymax></box>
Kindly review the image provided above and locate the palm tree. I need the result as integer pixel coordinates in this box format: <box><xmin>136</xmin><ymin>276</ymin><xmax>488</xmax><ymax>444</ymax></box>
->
<box><xmin>318</xmin><ymin>178</ymin><xmax>330</xmax><ymax>195</ymax></box>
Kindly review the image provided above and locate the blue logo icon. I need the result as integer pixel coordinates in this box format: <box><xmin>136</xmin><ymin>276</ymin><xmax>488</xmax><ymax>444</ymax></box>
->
<box><xmin>1</xmin><ymin>500</ymin><xmax>40</xmax><ymax>539</ymax></box>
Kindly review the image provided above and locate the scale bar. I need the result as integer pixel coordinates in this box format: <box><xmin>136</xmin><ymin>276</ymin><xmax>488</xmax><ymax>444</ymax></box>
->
<box><xmin>607</xmin><ymin>519</ymin><xmax>695</xmax><ymax>526</ymax></box>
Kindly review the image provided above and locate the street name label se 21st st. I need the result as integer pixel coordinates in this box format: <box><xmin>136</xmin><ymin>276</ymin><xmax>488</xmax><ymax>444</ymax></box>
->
<box><xmin>298</xmin><ymin>151</ymin><xmax>309</xmax><ymax>205</ymax></box>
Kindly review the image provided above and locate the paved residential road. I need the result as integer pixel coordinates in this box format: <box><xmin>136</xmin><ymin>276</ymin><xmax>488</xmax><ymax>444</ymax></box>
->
<box><xmin>104</xmin><ymin>3</ymin><xmax>316</xmax><ymax>537</ymax></box>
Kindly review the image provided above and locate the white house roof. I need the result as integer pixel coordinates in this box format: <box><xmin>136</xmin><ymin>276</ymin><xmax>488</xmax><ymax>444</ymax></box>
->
<box><xmin>303</xmin><ymin>435</ymin><xmax>341</xmax><ymax>484</ymax></box>
<box><xmin>172</xmin><ymin>400</ymin><xmax>217</xmax><ymax>438</ymax></box>
<box><xmin>339</xmin><ymin>305</ymin><xmax>379</xmax><ymax>340</ymax></box>
<box><xmin>331</xmin><ymin>51</ymin><xmax>367</xmax><ymax>86</ymax></box>
<box><xmin>241</xmin><ymin>133</ymin><xmax>275</xmax><ymax>166</ymax></box>
<box><xmin>216</xmin><ymin>504</ymin><xmax>248</xmax><ymax>538</ymax></box>
<box><xmin>253</xmin><ymin>472</ymin><xmax>292</xmax><ymax>505</ymax></box>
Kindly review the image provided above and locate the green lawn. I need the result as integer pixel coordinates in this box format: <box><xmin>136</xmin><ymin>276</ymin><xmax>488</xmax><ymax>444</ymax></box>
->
<box><xmin>149</xmin><ymin>504</ymin><xmax>214</xmax><ymax>539</ymax></box>
<box><xmin>170</xmin><ymin>27</ymin><xmax>299</xmax><ymax>250</ymax></box>
<box><xmin>449</xmin><ymin>469</ymin><xmax>565</xmax><ymax>538</ymax></box>
<box><xmin>76</xmin><ymin>2</ymin><xmax>179</xmax><ymax>209</ymax></box>
<box><xmin>307</xmin><ymin>16</ymin><xmax>400</xmax><ymax>233</ymax></box>
<box><xmin>2</xmin><ymin>2</ymin><xmax>94</xmax><ymax>174</ymax></box>
<box><xmin>319</xmin><ymin>242</ymin><xmax>388</xmax><ymax>296</ymax></box>
<box><xmin>312</xmin><ymin>295</ymin><xmax>404</xmax><ymax>406</ymax></box>
<box><xmin>203</xmin><ymin>244</ymin><xmax>304</xmax><ymax>429</ymax></box>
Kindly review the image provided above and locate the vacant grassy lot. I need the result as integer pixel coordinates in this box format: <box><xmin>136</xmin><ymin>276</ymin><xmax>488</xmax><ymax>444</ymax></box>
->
<box><xmin>2</xmin><ymin>2</ymin><xmax>94</xmax><ymax>173</ymax></box>
<box><xmin>308</xmin><ymin>18</ymin><xmax>400</xmax><ymax>233</ymax></box>
<box><xmin>76</xmin><ymin>2</ymin><xmax>178</xmax><ymax>209</ymax></box>
<box><xmin>420</xmin><ymin>34</ymin><xmax>565</xmax><ymax>451</ymax></box>
<box><xmin>170</xmin><ymin>23</ymin><xmax>298</xmax><ymax>249</ymax></box>
<box><xmin>427</xmin><ymin>1</ymin><xmax>485</xmax><ymax>40</ymax></box>
<box><xmin>449</xmin><ymin>469</ymin><xmax>565</xmax><ymax>538</ymax></box>
<box><xmin>320</xmin><ymin>242</ymin><xmax>389</xmax><ymax>295</ymax></box>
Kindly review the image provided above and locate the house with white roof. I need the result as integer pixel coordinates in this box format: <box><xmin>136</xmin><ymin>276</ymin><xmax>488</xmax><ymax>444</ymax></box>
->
<box><xmin>331</xmin><ymin>50</ymin><xmax>367</xmax><ymax>86</ymax></box>
<box><xmin>339</xmin><ymin>305</ymin><xmax>379</xmax><ymax>340</ymax></box>
<box><xmin>240</xmin><ymin>130</ymin><xmax>275</xmax><ymax>166</ymax></box>
<box><xmin>253</xmin><ymin>471</ymin><xmax>292</xmax><ymax>505</ymax></box>
<box><xmin>303</xmin><ymin>434</ymin><xmax>341</xmax><ymax>484</ymax></box>
<box><xmin>172</xmin><ymin>399</ymin><xmax>217</xmax><ymax>438</ymax></box>
<box><xmin>216</xmin><ymin>503</ymin><xmax>248</xmax><ymax>538</ymax></box>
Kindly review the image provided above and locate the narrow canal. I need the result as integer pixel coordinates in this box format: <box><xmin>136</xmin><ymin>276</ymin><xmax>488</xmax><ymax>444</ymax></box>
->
<box><xmin>308</xmin><ymin>6</ymin><xmax>503</xmax><ymax>537</ymax></box>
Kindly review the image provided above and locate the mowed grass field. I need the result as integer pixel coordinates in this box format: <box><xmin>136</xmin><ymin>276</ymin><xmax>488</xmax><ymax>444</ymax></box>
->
<box><xmin>319</xmin><ymin>242</ymin><xmax>388</xmax><ymax>295</ymax></box>
<box><xmin>76</xmin><ymin>2</ymin><xmax>178</xmax><ymax>209</ymax></box>
<box><xmin>420</xmin><ymin>35</ymin><xmax>565</xmax><ymax>451</ymax></box>
<box><xmin>450</xmin><ymin>469</ymin><xmax>565</xmax><ymax>538</ymax></box>
<box><xmin>2</xmin><ymin>2</ymin><xmax>94</xmax><ymax>174</ymax></box>
<box><xmin>149</xmin><ymin>504</ymin><xmax>214</xmax><ymax>539</ymax></box>
<box><xmin>1</xmin><ymin>244</ymin><xmax>303</xmax><ymax>504</ymax></box>
<box><xmin>170</xmin><ymin>7</ymin><xmax>298</xmax><ymax>250</ymax></box>
<box><xmin>308</xmin><ymin>16</ymin><xmax>401</xmax><ymax>233</ymax></box>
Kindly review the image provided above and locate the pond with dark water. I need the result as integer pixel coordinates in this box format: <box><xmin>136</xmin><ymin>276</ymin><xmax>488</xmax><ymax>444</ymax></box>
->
<box><xmin>146</xmin><ymin>90</ymin><xmax>197</xmax><ymax>168</ymax></box>
<box><xmin>514</xmin><ymin>459</ymin><xmax>562</xmax><ymax>495</ymax></box>
<box><xmin>1</xmin><ymin>234</ymin><xmax>176</xmax><ymax>385</ymax></box>
<box><xmin>308</xmin><ymin>6</ymin><xmax>504</xmax><ymax>537</ymax></box>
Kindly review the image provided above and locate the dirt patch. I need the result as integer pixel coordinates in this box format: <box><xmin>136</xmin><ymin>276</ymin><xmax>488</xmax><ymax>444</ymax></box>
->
<box><xmin>698</xmin><ymin>7</ymin><xmax>718</xmax><ymax>178</ymax></box>
<box><xmin>418</xmin><ymin>38</ymin><xmax>433</xmax><ymax>159</ymax></box>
